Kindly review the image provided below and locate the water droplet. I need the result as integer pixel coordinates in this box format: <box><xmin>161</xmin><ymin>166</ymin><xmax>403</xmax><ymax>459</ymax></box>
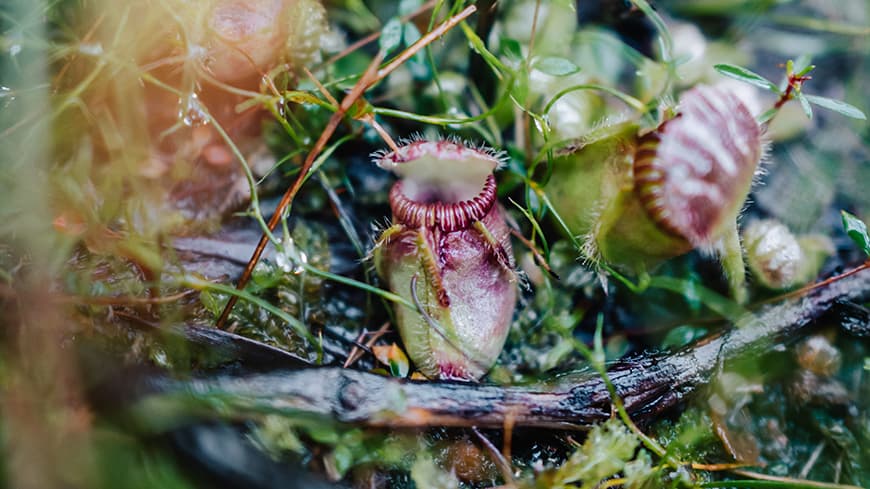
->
<box><xmin>276</xmin><ymin>237</ymin><xmax>308</xmax><ymax>275</ymax></box>
<box><xmin>0</xmin><ymin>86</ymin><xmax>15</xmax><ymax>109</ymax></box>
<box><xmin>276</xmin><ymin>97</ymin><xmax>287</xmax><ymax>120</ymax></box>
<box><xmin>178</xmin><ymin>92</ymin><xmax>209</xmax><ymax>127</ymax></box>
<box><xmin>188</xmin><ymin>44</ymin><xmax>207</xmax><ymax>60</ymax></box>
<box><xmin>78</xmin><ymin>42</ymin><xmax>103</xmax><ymax>56</ymax></box>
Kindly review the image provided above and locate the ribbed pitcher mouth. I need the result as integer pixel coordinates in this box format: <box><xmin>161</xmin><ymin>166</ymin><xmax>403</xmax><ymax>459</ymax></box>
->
<box><xmin>388</xmin><ymin>174</ymin><xmax>497</xmax><ymax>232</ymax></box>
<box><xmin>373</xmin><ymin>138</ymin><xmax>504</xmax><ymax>232</ymax></box>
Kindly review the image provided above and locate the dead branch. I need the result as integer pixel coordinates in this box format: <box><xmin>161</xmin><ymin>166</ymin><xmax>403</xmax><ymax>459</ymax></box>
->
<box><xmin>140</xmin><ymin>267</ymin><xmax>870</xmax><ymax>431</ymax></box>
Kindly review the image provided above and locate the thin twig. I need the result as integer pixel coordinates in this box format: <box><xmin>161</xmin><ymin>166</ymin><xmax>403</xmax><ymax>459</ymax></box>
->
<box><xmin>374</xmin><ymin>5</ymin><xmax>477</xmax><ymax>84</ymax></box>
<box><xmin>521</xmin><ymin>0</ymin><xmax>543</xmax><ymax>163</ymax></box>
<box><xmin>215</xmin><ymin>52</ymin><xmax>385</xmax><ymax>329</ymax></box>
<box><xmin>61</xmin><ymin>289</ymin><xmax>197</xmax><ymax>306</ymax></box>
<box><xmin>510</xmin><ymin>228</ymin><xmax>558</xmax><ymax>279</ymax></box>
<box><xmin>303</xmin><ymin>67</ymin><xmax>340</xmax><ymax>106</ymax></box>
<box><xmin>769</xmin><ymin>260</ymin><xmax>870</xmax><ymax>303</ymax></box>
<box><xmin>343</xmin><ymin>322</ymin><xmax>391</xmax><ymax>368</ymax></box>
<box><xmin>502</xmin><ymin>410</ymin><xmax>516</xmax><ymax>464</ymax></box>
<box><xmin>691</xmin><ymin>462</ymin><xmax>754</xmax><ymax>472</ymax></box>
<box><xmin>472</xmin><ymin>427</ymin><xmax>516</xmax><ymax>487</ymax></box>
<box><xmin>343</xmin><ymin>328</ymin><xmax>372</xmax><ymax>369</ymax></box>
<box><xmin>317</xmin><ymin>0</ymin><xmax>438</xmax><ymax>69</ymax></box>
<box><xmin>728</xmin><ymin>469</ymin><xmax>863</xmax><ymax>489</ymax></box>
<box><xmin>799</xmin><ymin>441</ymin><xmax>826</xmax><ymax>479</ymax></box>
<box><xmin>364</xmin><ymin>114</ymin><xmax>401</xmax><ymax>152</ymax></box>
<box><xmin>305</xmin><ymin>66</ymin><xmax>399</xmax><ymax>151</ymax></box>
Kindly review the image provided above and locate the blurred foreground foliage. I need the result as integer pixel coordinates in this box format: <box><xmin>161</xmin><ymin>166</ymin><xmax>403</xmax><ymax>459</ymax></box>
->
<box><xmin>1</xmin><ymin>0</ymin><xmax>869</xmax><ymax>488</ymax></box>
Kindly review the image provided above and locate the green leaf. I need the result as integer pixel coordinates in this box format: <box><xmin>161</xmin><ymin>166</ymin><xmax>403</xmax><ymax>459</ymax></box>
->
<box><xmin>398</xmin><ymin>0</ymin><xmax>422</xmax><ymax>16</ymax></box>
<box><xmin>346</xmin><ymin>98</ymin><xmax>373</xmax><ymax>119</ymax></box>
<box><xmin>793</xmin><ymin>54</ymin><xmax>815</xmax><ymax>76</ymax></box>
<box><xmin>379</xmin><ymin>17</ymin><xmax>403</xmax><ymax>55</ymax></box>
<box><xmin>372</xmin><ymin>344</ymin><xmax>409</xmax><ymax>378</ymax></box>
<box><xmin>332</xmin><ymin>51</ymin><xmax>374</xmax><ymax>89</ymax></box>
<box><xmin>461</xmin><ymin>22</ymin><xmax>509</xmax><ymax>74</ymax></box>
<box><xmin>796</xmin><ymin>91</ymin><xmax>813</xmax><ymax>119</ymax></box>
<box><xmin>331</xmin><ymin>444</ymin><xmax>354</xmax><ymax>478</ymax></box>
<box><xmin>554</xmin><ymin>419</ymin><xmax>640</xmax><ymax>485</ymax></box>
<box><xmin>804</xmin><ymin>94</ymin><xmax>867</xmax><ymax>120</ymax></box>
<box><xmin>841</xmin><ymin>210</ymin><xmax>870</xmax><ymax>256</ymax></box>
<box><xmin>284</xmin><ymin>90</ymin><xmax>331</xmax><ymax>108</ymax></box>
<box><xmin>535</xmin><ymin>56</ymin><xmax>581</xmax><ymax>76</ymax></box>
<box><xmin>199</xmin><ymin>290</ymin><xmax>224</xmax><ymax>317</ymax></box>
<box><xmin>411</xmin><ymin>456</ymin><xmax>460</xmax><ymax>489</ymax></box>
<box><xmin>661</xmin><ymin>325</ymin><xmax>709</xmax><ymax>350</ymax></box>
<box><xmin>510</xmin><ymin>65</ymin><xmax>530</xmax><ymax>105</ymax></box>
<box><xmin>251</xmin><ymin>260</ymin><xmax>281</xmax><ymax>289</ymax></box>
<box><xmin>714</xmin><ymin>63</ymin><xmax>779</xmax><ymax>92</ymax></box>
<box><xmin>403</xmin><ymin>22</ymin><xmax>421</xmax><ymax>48</ymax></box>
<box><xmin>305</xmin><ymin>424</ymin><xmax>341</xmax><ymax>445</ymax></box>
<box><xmin>500</xmin><ymin>37</ymin><xmax>522</xmax><ymax>60</ymax></box>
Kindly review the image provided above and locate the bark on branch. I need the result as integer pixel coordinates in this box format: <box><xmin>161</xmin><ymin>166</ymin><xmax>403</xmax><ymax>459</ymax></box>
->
<box><xmin>141</xmin><ymin>267</ymin><xmax>870</xmax><ymax>431</ymax></box>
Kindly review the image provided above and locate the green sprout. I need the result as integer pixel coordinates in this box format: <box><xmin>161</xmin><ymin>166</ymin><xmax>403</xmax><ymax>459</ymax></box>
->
<box><xmin>715</xmin><ymin>59</ymin><xmax>867</xmax><ymax>123</ymax></box>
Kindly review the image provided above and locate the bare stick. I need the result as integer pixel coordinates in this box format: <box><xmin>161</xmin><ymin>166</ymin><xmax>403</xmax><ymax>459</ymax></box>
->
<box><xmin>375</xmin><ymin>6</ymin><xmax>476</xmax><ymax>84</ymax></box>
<box><xmin>148</xmin><ymin>267</ymin><xmax>870</xmax><ymax>431</ymax></box>
<box><xmin>305</xmin><ymin>67</ymin><xmax>400</xmax><ymax>152</ymax></box>
<box><xmin>215</xmin><ymin>52</ymin><xmax>384</xmax><ymax>329</ymax></box>
<box><xmin>343</xmin><ymin>322</ymin><xmax>390</xmax><ymax>368</ymax></box>
<box><xmin>510</xmin><ymin>228</ymin><xmax>558</xmax><ymax>279</ymax></box>
<box><xmin>472</xmin><ymin>427</ymin><xmax>516</xmax><ymax>485</ymax></box>
<box><xmin>318</xmin><ymin>0</ymin><xmax>439</xmax><ymax>69</ymax></box>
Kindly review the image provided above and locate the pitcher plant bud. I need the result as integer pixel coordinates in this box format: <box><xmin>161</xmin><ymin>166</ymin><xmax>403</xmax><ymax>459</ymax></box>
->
<box><xmin>742</xmin><ymin>219</ymin><xmax>834</xmax><ymax>290</ymax></box>
<box><xmin>547</xmin><ymin>84</ymin><xmax>765</xmax><ymax>301</ymax></box>
<box><xmin>373</xmin><ymin>139</ymin><xmax>517</xmax><ymax>381</ymax></box>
